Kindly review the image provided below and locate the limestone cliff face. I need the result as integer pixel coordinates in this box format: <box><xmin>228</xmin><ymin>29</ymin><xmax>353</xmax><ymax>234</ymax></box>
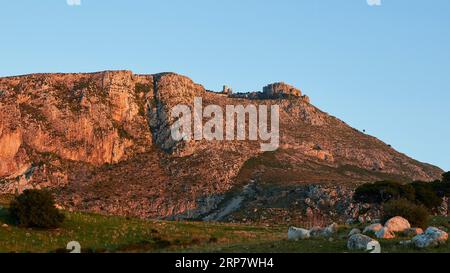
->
<box><xmin>0</xmin><ymin>71</ymin><xmax>152</xmax><ymax>174</ymax></box>
<box><xmin>0</xmin><ymin>71</ymin><xmax>443</xmax><ymax>220</ymax></box>
<box><xmin>148</xmin><ymin>73</ymin><xmax>205</xmax><ymax>153</ymax></box>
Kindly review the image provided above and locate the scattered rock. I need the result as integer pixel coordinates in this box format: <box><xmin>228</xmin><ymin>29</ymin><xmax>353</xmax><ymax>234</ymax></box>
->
<box><xmin>384</xmin><ymin>216</ymin><xmax>410</xmax><ymax>233</ymax></box>
<box><xmin>375</xmin><ymin>227</ymin><xmax>395</xmax><ymax>239</ymax></box>
<box><xmin>363</xmin><ymin>223</ymin><xmax>383</xmax><ymax>235</ymax></box>
<box><xmin>347</xmin><ymin>234</ymin><xmax>378</xmax><ymax>251</ymax></box>
<box><xmin>288</xmin><ymin>227</ymin><xmax>310</xmax><ymax>241</ymax></box>
<box><xmin>310</xmin><ymin>223</ymin><xmax>339</xmax><ymax>238</ymax></box>
<box><xmin>300</xmin><ymin>185</ymin><xmax>383</xmax><ymax>224</ymax></box>
<box><xmin>348</xmin><ymin>228</ymin><xmax>361</xmax><ymax>237</ymax></box>
<box><xmin>438</xmin><ymin>197</ymin><xmax>448</xmax><ymax>216</ymax></box>
<box><xmin>324</xmin><ymin>223</ymin><xmax>339</xmax><ymax>236</ymax></box>
<box><xmin>412</xmin><ymin>227</ymin><xmax>448</xmax><ymax>249</ymax></box>
<box><xmin>310</xmin><ymin>226</ymin><xmax>325</xmax><ymax>238</ymax></box>
<box><xmin>403</xmin><ymin>228</ymin><xmax>423</xmax><ymax>237</ymax></box>
<box><xmin>358</xmin><ymin>216</ymin><xmax>366</xmax><ymax>224</ymax></box>
<box><xmin>305</xmin><ymin>207</ymin><xmax>314</xmax><ymax>218</ymax></box>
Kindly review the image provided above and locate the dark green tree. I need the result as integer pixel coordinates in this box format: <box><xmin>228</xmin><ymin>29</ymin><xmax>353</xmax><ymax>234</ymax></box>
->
<box><xmin>353</xmin><ymin>180</ymin><xmax>415</xmax><ymax>204</ymax></box>
<box><xmin>9</xmin><ymin>189</ymin><xmax>65</xmax><ymax>229</ymax></box>
<box><xmin>410</xmin><ymin>181</ymin><xmax>442</xmax><ymax>210</ymax></box>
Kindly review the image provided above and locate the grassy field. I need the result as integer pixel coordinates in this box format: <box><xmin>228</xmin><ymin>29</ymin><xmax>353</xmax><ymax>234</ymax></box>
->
<box><xmin>1</xmin><ymin>195</ymin><xmax>449</xmax><ymax>253</ymax></box>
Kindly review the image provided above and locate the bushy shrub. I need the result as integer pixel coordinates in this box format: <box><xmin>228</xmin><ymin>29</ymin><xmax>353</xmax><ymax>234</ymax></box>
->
<box><xmin>382</xmin><ymin>199</ymin><xmax>429</xmax><ymax>228</ymax></box>
<box><xmin>354</xmin><ymin>180</ymin><xmax>446</xmax><ymax>210</ymax></box>
<box><xmin>430</xmin><ymin>180</ymin><xmax>450</xmax><ymax>197</ymax></box>
<box><xmin>410</xmin><ymin>181</ymin><xmax>442</xmax><ymax>210</ymax></box>
<box><xmin>353</xmin><ymin>181</ymin><xmax>415</xmax><ymax>204</ymax></box>
<box><xmin>9</xmin><ymin>189</ymin><xmax>65</xmax><ymax>229</ymax></box>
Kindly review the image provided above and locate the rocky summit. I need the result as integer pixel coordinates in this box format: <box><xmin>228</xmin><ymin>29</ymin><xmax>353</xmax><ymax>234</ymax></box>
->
<box><xmin>0</xmin><ymin>71</ymin><xmax>443</xmax><ymax>222</ymax></box>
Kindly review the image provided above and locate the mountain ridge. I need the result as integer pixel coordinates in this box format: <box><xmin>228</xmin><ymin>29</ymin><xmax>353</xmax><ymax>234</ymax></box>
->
<box><xmin>0</xmin><ymin>70</ymin><xmax>443</xmax><ymax>221</ymax></box>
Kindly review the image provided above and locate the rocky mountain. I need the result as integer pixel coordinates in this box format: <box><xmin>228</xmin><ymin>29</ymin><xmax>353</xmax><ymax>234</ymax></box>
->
<box><xmin>0</xmin><ymin>71</ymin><xmax>443</xmax><ymax>222</ymax></box>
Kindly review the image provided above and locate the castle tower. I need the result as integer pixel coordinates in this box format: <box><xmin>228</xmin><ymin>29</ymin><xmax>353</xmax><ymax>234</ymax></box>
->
<box><xmin>222</xmin><ymin>85</ymin><xmax>233</xmax><ymax>95</ymax></box>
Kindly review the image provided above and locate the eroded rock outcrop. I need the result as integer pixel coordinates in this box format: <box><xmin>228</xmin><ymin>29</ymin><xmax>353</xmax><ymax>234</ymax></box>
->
<box><xmin>263</xmin><ymin>82</ymin><xmax>301</xmax><ymax>98</ymax></box>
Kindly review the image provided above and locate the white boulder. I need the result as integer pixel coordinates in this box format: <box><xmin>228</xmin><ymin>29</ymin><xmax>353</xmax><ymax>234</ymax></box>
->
<box><xmin>384</xmin><ymin>216</ymin><xmax>411</xmax><ymax>233</ymax></box>
<box><xmin>347</xmin><ymin>234</ymin><xmax>379</xmax><ymax>251</ymax></box>
<box><xmin>412</xmin><ymin>227</ymin><xmax>448</xmax><ymax>249</ymax></box>
<box><xmin>288</xmin><ymin>227</ymin><xmax>310</xmax><ymax>240</ymax></box>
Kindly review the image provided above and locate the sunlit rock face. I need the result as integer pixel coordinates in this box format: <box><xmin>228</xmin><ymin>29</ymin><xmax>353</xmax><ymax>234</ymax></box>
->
<box><xmin>263</xmin><ymin>82</ymin><xmax>302</xmax><ymax>98</ymax></box>
<box><xmin>0</xmin><ymin>71</ymin><xmax>443</xmax><ymax>220</ymax></box>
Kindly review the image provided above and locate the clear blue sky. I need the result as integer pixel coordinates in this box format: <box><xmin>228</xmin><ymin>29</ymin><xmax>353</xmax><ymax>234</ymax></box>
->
<box><xmin>1</xmin><ymin>0</ymin><xmax>449</xmax><ymax>171</ymax></box>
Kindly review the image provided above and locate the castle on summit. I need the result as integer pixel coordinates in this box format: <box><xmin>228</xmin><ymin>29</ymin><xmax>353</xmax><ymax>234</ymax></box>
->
<box><xmin>222</xmin><ymin>85</ymin><xmax>233</xmax><ymax>95</ymax></box>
